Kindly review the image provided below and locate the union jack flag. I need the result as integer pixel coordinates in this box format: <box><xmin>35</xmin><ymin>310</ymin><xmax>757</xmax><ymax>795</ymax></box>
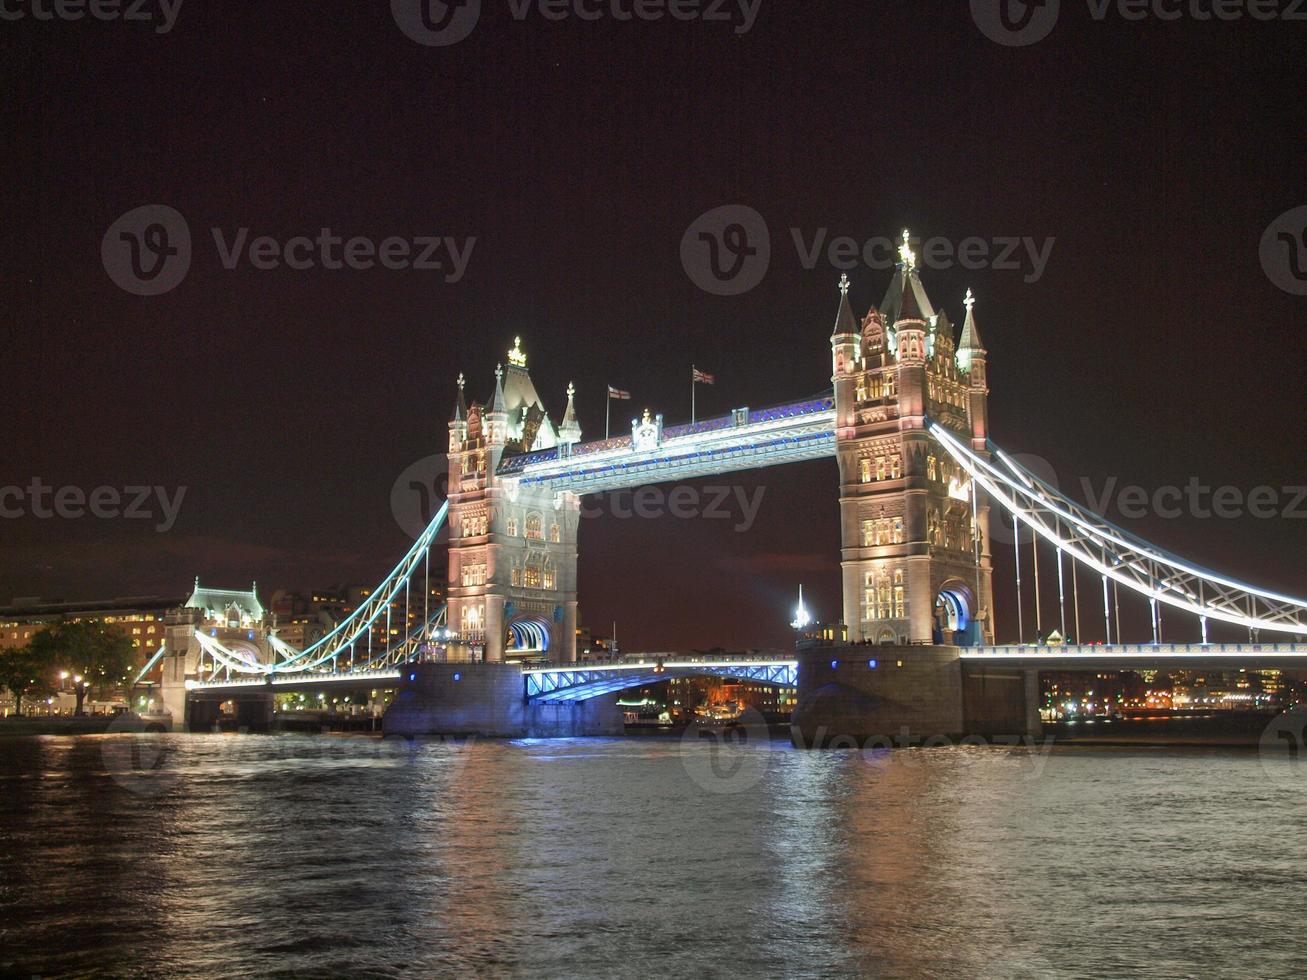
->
<box><xmin>692</xmin><ymin>368</ymin><xmax>715</xmax><ymax>385</ymax></box>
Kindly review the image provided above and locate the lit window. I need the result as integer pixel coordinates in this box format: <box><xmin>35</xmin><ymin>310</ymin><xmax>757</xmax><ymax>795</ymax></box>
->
<box><xmin>550</xmin><ymin>523</ymin><xmax>560</xmax><ymax>543</ymax></box>
<box><xmin>859</xmin><ymin>458</ymin><xmax>871</xmax><ymax>484</ymax></box>
<box><xmin>525</xmin><ymin>514</ymin><xmax>544</xmax><ymax>541</ymax></box>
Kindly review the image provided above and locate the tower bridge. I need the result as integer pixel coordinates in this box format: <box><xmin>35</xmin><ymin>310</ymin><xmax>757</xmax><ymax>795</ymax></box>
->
<box><xmin>156</xmin><ymin>230</ymin><xmax>1307</xmax><ymax>741</ymax></box>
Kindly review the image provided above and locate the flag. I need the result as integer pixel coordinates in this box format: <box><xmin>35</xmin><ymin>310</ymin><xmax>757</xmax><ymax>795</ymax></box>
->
<box><xmin>692</xmin><ymin>368</ymin><xmax>716</xmax><ymax>385</ymax></box>
<box><xmin>608</xmin><ymin>386</ymin><xmax>631</xmax><ymax>400</ymax></box>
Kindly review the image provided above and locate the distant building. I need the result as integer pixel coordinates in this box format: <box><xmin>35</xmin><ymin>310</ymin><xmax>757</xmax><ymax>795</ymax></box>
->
<box><xmin>0</xmin><ymin>594</ymin><xmax>185</xmax><ymax>661</ymax></box>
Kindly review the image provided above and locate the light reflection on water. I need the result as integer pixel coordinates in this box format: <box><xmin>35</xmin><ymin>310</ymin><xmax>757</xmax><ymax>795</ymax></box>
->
<box><xmin>1</xmin><ymin>734</ymin><xmax>1305</xmax><ymax>978</ymax></box>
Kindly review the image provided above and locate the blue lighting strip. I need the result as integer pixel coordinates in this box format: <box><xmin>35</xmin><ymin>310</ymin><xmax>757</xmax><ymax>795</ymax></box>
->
<box><xmin>525</xmin><ymin>662</ymin><xmax>798</xmax><ymax>703</ymax></box>
<box><xmin>516</xmin><ymin>428</ymin><xmax>835</xmax><ymax>491</ymax></box>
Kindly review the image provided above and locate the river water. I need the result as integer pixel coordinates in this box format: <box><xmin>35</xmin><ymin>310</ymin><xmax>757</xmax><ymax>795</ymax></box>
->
<box><xmin>1</xmin><ymin>733</ymin><xmax>1304</xmax><ymax>978</ymax></box>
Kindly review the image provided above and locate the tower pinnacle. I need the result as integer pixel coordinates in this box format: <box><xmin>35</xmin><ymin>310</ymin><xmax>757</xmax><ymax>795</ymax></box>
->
<box><xmin>832</xmin><ymin>272</ymin><xmax>858</xmax><ymax>336</ymax></box>
<box><xmin>959</xmin><ymin>288</ymin><xmax>985</xmax><ymax>351</ymax></box>
<box><xmin>899</xmin><ymin>229</ymin><xmax>917</xmax><ymax>272</ymax></box>
<box><xmin>507</xmin><ymin>336</ymin><xmax>527</xmax><ymax>368</ymax></box>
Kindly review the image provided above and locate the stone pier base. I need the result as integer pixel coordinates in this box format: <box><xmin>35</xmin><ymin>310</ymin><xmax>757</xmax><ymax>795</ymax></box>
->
<box><xmin>791</xmin><ymin>645</ymin><xmax>1040</xmax><ymax>747</ymax></box>
<box><xmin>382</xmin><ymin>663</ymin><xmax>624</xmax><ymax>738</ymax></box>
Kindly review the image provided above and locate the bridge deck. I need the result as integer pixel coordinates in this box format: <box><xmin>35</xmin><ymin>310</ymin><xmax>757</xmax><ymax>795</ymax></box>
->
<box><xmin>962</xmin><ymin>643</ymin><xmax>1307</xmax><ymax>671</ymax></box>
<box><xmin>497</xmin><ymin>397</ymin><xmax>836</xmax><ymax>494</ymax></box>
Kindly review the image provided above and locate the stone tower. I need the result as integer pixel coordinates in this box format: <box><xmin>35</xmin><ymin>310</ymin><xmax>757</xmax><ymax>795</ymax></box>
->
<box><xmin>446</xmin><ymin>338</ymin><xmax>581</xmax><ymax>664</ymax></box>
<box><xmin>833</xmin><ymin>233</ymin><xmax>995</xmax><ymax>646</ymax></box>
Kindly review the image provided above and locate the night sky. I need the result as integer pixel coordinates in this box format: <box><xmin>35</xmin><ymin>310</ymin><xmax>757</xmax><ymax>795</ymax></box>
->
<box><xmin>4</xmin><ymin>1</ymin><xmax>1305</xmax><ymax>651</ymax></box>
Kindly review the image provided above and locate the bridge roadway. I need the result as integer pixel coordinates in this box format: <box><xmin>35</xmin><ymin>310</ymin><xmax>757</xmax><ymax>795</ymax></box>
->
<box><xmin>495</xmin><ymin>396</ymin><xmax>837</xmax><ymax>495</ymax></box>
<box><xmin>185</xmin><ymin>644</ymin><xmax>1307</xmax><ymax>703</ymax></box>
<box><xmin>960</xmin><ymin>643</ymin><xmax>1307</xmax><ymax>671</ymax></box>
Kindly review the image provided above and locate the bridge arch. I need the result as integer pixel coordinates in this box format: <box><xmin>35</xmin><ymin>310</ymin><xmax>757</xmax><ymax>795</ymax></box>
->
<box><xmin>507</xmin><ymin>616</ymin><xmax>552</xmax><ymax>655</ymax></box>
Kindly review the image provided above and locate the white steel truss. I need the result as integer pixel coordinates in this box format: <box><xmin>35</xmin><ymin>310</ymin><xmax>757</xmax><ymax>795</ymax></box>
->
<box><xmin>929</xmin><ymin>422</ymin><xmax>1307</xmax><ymax>637</ymax></box>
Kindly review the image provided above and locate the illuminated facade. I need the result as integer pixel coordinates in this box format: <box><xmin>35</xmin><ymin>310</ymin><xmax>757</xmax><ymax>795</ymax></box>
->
<box><xmin>446</xmin><ymin>340</ymin><xmax>582</xmax><ymax>663</ymax></box>
<box><xmin>832</xmin><ymin>234</ymin><xmax>995</xmax><ymax>645</ymax></box>
<box><xmin>0</xmin><ymin>595</ymin><xmax>183</xmax><ymax>665</ymax></box>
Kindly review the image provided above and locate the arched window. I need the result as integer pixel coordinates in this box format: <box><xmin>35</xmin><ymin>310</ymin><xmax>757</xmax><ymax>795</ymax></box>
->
<box><xmin>549</xmin><ymin>522</ymin><xmax>560</xmax><ymax>543</ymax></box>
<box><xmin>525</xmin><ymin>513</ymin><xmax>544</xmax><ymax>541</ymax></box>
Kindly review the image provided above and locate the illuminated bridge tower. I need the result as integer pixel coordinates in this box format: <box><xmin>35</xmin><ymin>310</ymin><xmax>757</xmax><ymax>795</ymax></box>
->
<box><xmin>832</xmin><ymin>233</ymin><xmax>995</xmax><ymax>646</ymax></box>
<box><xmin>446</xmin><ymin>339</ymin><xmax>581</xmax><ymax>664</ymax></box>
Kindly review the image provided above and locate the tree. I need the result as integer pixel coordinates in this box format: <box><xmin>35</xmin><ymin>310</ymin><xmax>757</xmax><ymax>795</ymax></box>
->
<box><xmin>0</xmin><ymin>644</ymin><xmax>55</xmax><ymax>715</ymax></box>
<box><xmin>30</xmin><ymin>621</ymin><xmax>137</xmax><ymax>716</ymax></box>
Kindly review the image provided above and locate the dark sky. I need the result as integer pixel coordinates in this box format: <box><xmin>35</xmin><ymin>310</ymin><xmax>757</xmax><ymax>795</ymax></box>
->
<box><xmin>4</xmin><ymin>1</ymin><xmax>1305</xmax><ymax>650</ymax></box>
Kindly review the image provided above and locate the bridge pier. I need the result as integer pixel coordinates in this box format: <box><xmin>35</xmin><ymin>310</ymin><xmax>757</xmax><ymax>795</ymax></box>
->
<box><xmin>382</xmin><ymin>663</ymin><xmax>623</xmax><ymax>738</ymax></box>
<box><xmin>790</xmin><ymin>646</ymin><xmax>1039</xmax><ymax>747</ymax></box>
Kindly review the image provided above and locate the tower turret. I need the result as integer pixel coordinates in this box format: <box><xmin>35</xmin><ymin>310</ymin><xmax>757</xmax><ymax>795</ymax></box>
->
<box><xmin>831</xmin><ymin>272</ymin><xmax>860</xmax><ymax>433</ymax></box>
<box><xmin>486</xmin><ymin>362</ymin><xmax>508</xmax><ymax>448</ymax></box>
<box><xmin>448</xmin><ymin>372</ymin><xmax>468</xmax><ymax>452</ymax></box>
<box><xmin>559</xmin><ymin>382</ymin><xmax>581</xmax><ymax>446</ymax></box>
<box><xmin>959</xmin><ymin>288</ymin><xmax>989</xmax><ymax>449</ymax></box>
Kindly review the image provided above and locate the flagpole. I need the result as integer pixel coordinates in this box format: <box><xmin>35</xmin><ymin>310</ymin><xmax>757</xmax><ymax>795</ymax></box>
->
<box><xmin>606</xmin><ymin>391</ymin><xmax>611</xmax><ymax>440</ymax></box>
<box><xmin>691</xmin><ymin>365</ymin><xmax>696</xmax><ymax>425</ymax></box>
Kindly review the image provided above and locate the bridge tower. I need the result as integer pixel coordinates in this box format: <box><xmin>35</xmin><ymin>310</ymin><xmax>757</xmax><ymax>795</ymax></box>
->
<box><xmin>832</xmin><ymin>233</ymin><xmax>995</xmax><ymax>646</ymax></box>
<box><xmin>446</xmin><ymin>339</ymin><xmax>581</xmax><ymax>664</ymax></box>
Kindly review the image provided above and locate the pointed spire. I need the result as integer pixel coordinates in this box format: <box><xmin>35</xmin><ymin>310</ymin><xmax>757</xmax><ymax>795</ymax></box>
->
<box><xmin>489</xmin><ymin>363</ymin><xmax>507</xmax><ymax>415</ymax></box>
<box><xmin>452</xmin><ymin>372</ymin><xmax>467</xmax><ymax>421</ymax></box>
<box><xmin>832</xmin><ymin>272</ymin><xmax>858</xmax><ymax>336</ymax></box>
<box><xmin>896</xmin><ymin>271</ymin><xmax>926</xmax><ymax>324</ymax></box>
<box><xmin>559</xmin><ymin>381</ymin><xmax>581</xmax><ymax>444</ymax></box>
<box><xmin>879</xmin><ymin>228</ymin><xmax>935</xmax><ymax>326</ymax></box>
<box><xmin>959</xmin><ymin>288</ymin><xmax>985</xmax><ymax>351</ymax></box>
